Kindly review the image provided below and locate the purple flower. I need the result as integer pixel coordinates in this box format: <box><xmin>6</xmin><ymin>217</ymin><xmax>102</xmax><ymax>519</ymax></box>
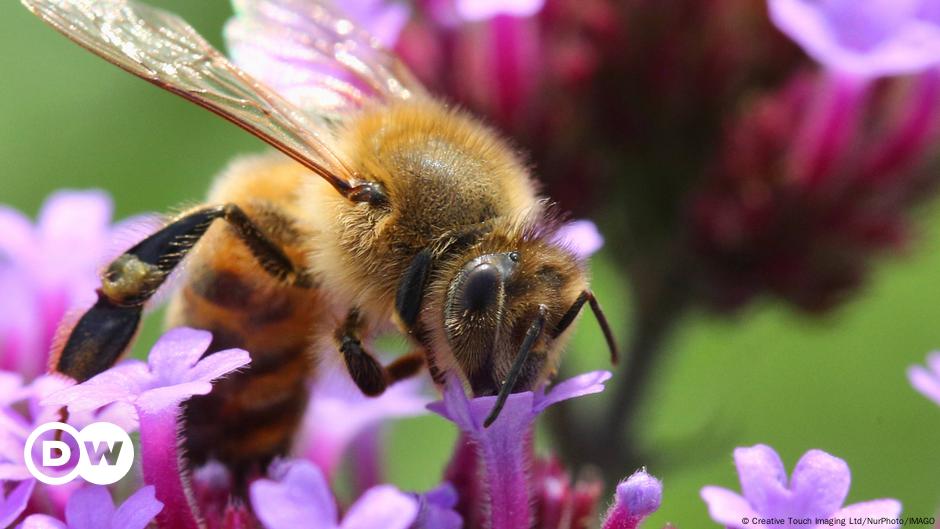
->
<box><xmin>1</xmin><ymin>479</ymin><xmax>35</xmax><ymax>528</ymax></box>
<box><xmin>768</xmin><ymin>0</ymin><xmax>940</xmax><ymax>79</ymax></box>
<box><xmin>0</xmin><ymin>191</ymin><xmax>152</xmax><ymax>380</ymax></box>
<box><xmin>249</xmin><ymin>459</ymin><xmax>418</xmax><ymax>529</ymax></box>
<box><xmin>0</xmin><ymin>372</ymin><xmax>95</xmax><ymax>520</ymax></box>
<box><xmin>908</xmin><ymin>351</ymin><xmax>940</xmax><ymax>406</ymax></box>
<box><xmin>44</xmin><ymin>327</ymin><xmax>250</xmax><ymax>419</ymax></box>
<box><xmin>16</xmin><ymin>485</ymin><xmax>162</xmax><ymax>529</ymax></box>
<box><xmin>602</xmin><ymin>470</ymin><xmax>662</xmax><ymax>529</ymax></box>
<box><xmin>45</xmin><ymin>328</ymin><xmax>249</xmax><ymax>529</ymax></box>
<box><xmin>411</xmin><ymin>483</ymin><xmax>462</xmax><ymax>529</ymax></box>
<box><xmin>296</xmin><ymin>360</ymin><xmax>429</xmax><ymax>479</ymax></box>
<box><xmin>701</xmin><ymin>444</ymin><xmax>902</xmax><ymax>529</ymax></box>
<box><xmin>455</xmin><ymin>0</ymin><xmax>545</xmax><ymax>22</ymax></box>
<box><xmin>553</xmin><ymin>219</ymin><xmax>604</xmax><ymax>259</ymax></box>
<box><xmin>429</xmin><ymin>370</ymin><xmax>611</xmax><ymax>529</ymax></box>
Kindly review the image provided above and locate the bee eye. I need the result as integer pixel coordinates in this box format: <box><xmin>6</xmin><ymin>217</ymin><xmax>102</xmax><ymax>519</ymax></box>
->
<box><xmin>462</xmin><ymin>263</ymin><xmax>501</xmax><ymax>312</ymax></box>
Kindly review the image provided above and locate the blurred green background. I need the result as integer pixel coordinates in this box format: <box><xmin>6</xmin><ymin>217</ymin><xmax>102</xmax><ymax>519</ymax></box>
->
<box><xmin>2</xmin><ymin>1</ymin><xmax>940</xmax><ymax>527</ymax></box>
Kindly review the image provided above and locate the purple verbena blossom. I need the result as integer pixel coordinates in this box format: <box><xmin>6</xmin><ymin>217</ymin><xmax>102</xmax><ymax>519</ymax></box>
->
<box><xmin>249</xmin><ymin>459</ymin><xmax>418</xmax><ymax>529</ymax></box>
<box><xmin>44</xmin><ymin>327</ymin><xmax>249</xmax><ymax>420</ymax></box>
<box><xmin>45</xmin><ymin>328</ymin><xmax>250</xmax><ymax>529</ymax></box>
<box><xmin>0</xmin><ymin>191</ymin><xmax>153</xmax><ymax>380</ymax></box>
<box><xmin>296</xmin><ymin>360</ymin><xmax>429</xmax><ymax>480</ymax></box>
<box><xmin>908</xmin><ymin>351</ymin><xmax>940</xmax><ymax>406</ymax></box>
<box><xmin>454</xmin><ymin>0</ymin><xmax>546</xmax><ymax>22</ymax></box>
<box><xmin>602</xmin><ymin>469</ymin><xmax>662</xmax><ymax>529</ymax></box>
<box><xmin>16</xmin><ymin>486</ymin><xmax>162</xmax><ymax>529</ymax></box>
<box><xmin>0</xmin><ymin>372</ymin><xmax>94</xmax><ymax>521</ymax></box>
<box><xmin>411</xmin><ymin>483</ymin><xmax>463</xmax><ymax>529</ymax></box>
<box><xmin>531</xmin><ymin>457</ymin><xmax>604</xmax><ymax>529</ymax></box>
<box><xmin>553</xmin><ymin>220</ymin><xmax>604</xmax><ymax>259</ymax></box>
<box><xmin>768</xmin><ymin>0</ymin><xmax>940</xmax><ymax>79</ymax></box>
<box><xmin>701</xmin><ymin>444</ymin><xmax>901</xmax><ymax>529</ymax></box>
<box><xmin>429</xmin><ymin>370</ymin><xmax>611</xmax><ymax>529</ymax></box>
<box><xmin>1</xmin><ymin>479</ymin><xmax>35</xmax><ymax>528</ymax></box>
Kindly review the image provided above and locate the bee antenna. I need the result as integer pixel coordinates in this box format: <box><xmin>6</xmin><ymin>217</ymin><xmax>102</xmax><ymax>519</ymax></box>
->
<box><xmin>484</xmin><ymin>304</ymin><xmax>548</xmax><ymax>428</ymax></box>
<box><xmin>587</xmin><ymin>293</ymin><xmax>619</xmax><ymax>365</ymax></box>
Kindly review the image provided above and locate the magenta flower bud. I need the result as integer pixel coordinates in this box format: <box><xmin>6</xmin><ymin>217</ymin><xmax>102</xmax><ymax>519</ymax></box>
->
<box><xmin>601</xmin><ymin>470</ymin><xmax>663</xmax><ymax>529</ymax></box>
<box><xmin>532</xmin><ymin>457</ymin><xmax>603</xmax><ymax>529</ymax></box>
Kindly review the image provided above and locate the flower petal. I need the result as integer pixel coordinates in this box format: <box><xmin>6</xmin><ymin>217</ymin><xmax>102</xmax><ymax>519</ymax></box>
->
<box><xmin>17</xmin><ymin>514</ymin><xmax>68</xmax><ymax>529</ymax></box>
<box><xmin>832</xmin><ymin>499</ymin><xmax>902</xmax><ymax>528</ymax></box>
<box><xmin>110</xmin><ymin>485</ymin><xmax>163</xmax><ymax>529</ymax></box>
<box><xmin>533</xmin><ymin>370</ymin><xmax>612</xmax><ymax>414</ymax></box>
<box><xmin>135</xmin><ymin>382</ymin><xmax>214</xmax><ymax>414</ymax></box>
<box><xmin>909</xmin><ymin>364</ymin><xmax>940</xmax><ymax>406</ymax></box>
<box><xmin>65</xmin><ymin>486</ymin><xmax>115</xmax><ymax>529</ymax></box>
<box><xmin>412</xmin><ymin>484</ymin><xmax>462</xmax><ymax>529</ymax></box>
<box><xmin>456</xmin><ymin>0</ymin><xmax>545</xmax><ymax>22</ymax></box>
<box><xmin>42</xmin><ymin>362</ymin><xmax>148</xmax><ymax>412</ymax></box>
<box><xmin>250</xmin><ymin>460</ymin><xmax>338</xmax><ymax>529</ymax></box>
<box><xmin>788</xmin><ymin>449</ymin><xmax>851</xmax><ymax>516</ymax></box>
<box><xmin>0</xmin><ymin>479</ymin><xmax>35</xmax><ymax>528</ymax></box>
<box><xmin>700</xmin><ymin>486</ymin><xmax>756</xmax><ymax>529</ymax></box>
<box><xmin>301</xmin><ymin>363</ymin><xmax>429</xmax><ymax>476</ymax></box>
<box><xmin>148</xmin><ymin>327</ymin><xmax>213</xmax><ymax>377</ymax></box>
<box><xmin>185</xmin><ymin>348</ymin><xmax>251</xmax><ymax>384</ymax></box>
<box><xmin>0</xmin><ymin>206</ymin><xmax>35</xmax><ymax>265</ymax></box>
<box><xmin>427</xmin><ymin>373</ymin><xmax>479</xmax><ymax>432</ymax></box>
<box><xmin>768</xmin><ymin>0</ymin><xmax>940</xmax><ymax>78</ymax></box>
<box><xmin>36</xmin><ymin>190</ymin><xmax>114</xmax><ymax>288</ymax></box>
<box><xmin>733</xmin><ymin>444</ymin><xmax>789</xmax><ymax>513</ymax></box>
<box><xmin>341</xmin><ymin>485</ymin><xmax>419</xmax><ymax>529</ymax></box>
<box><xmin>552</xmin><ymin>220</ymin><xmax>604</xmax><ymax>259</ymax></box>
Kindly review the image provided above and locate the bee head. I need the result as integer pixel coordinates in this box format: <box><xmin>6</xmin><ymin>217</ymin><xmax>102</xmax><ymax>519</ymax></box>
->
<box><xmin>441</xmin><ymin>236</ymin><xmax>616</xmax><ymax>427</ymax></box>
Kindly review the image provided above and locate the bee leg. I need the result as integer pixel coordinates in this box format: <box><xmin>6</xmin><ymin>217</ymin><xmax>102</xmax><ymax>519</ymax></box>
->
<box><xmin>385</xmin><ymin>349</ymin><xmax>426</xmax><ymax>382</ymax></box>
<box><xmin>54</xmin><ymin>204</ymin><xmax>303</xmax><ymax>382</ymax></box>
<box><xmin>337</xmin><ymin>310</ymin><xmax>425</xmax><ymax>396</ymax></box>
<box><xmin>395</xmin><ymin>248</ymin><xmax>433</xmax><ymax>329</ymax></box>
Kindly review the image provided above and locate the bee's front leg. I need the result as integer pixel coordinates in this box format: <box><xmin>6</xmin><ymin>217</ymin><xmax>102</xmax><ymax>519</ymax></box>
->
<box><xmin>336</xmin><ymin>309</ymin><xmax>425</xmax><ymax>396</ymax></box>
<box><xmin>54</xmin><ymin>204</ymin><xmax>304</xmax><ymax>383</ymax></box>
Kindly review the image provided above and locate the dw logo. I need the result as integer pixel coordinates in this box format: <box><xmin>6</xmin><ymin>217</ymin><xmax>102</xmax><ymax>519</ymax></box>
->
<box><xmin>23</xmin><ymin>422</ymin><xmax>135</xmax><ymax>485</ymax></box>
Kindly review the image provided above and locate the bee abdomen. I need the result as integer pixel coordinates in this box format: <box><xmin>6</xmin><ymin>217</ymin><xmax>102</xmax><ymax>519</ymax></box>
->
<box><xmin>167</xmin><ymin>239</ymin><xmax>322</xmax><ymax>474</ymax></box>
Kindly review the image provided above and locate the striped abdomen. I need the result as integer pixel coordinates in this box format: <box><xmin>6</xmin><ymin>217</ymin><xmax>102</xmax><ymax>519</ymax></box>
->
<box><xmin>165</xmin><ymin>154</ymin><xmax>326</xmax><ymax>474</ymax></box>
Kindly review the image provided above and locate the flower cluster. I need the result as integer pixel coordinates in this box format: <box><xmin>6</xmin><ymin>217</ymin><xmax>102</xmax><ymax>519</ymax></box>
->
<box><xmin>5</xmin><ymin>0</ymin><xmax>928</xmax><ymax>525</ymax></box>
<box><xmin>0</xmin><ymin>190</ymin><xmax>652</xmax><ymax>529</ymax></box>
<box><xmin>380</xmin><ymin>0</ymin><xmax>940</xmax><ymax>479</ymax></box>
<box><xmin>0</xmin><ymin>321</ymin><xmax>659</xmax><ymax>529</ymax></box>
<box><xmin>394</xmin><ymin>0</ymin><xmax>940</xmax><ymax>314</ymax></box>
<box><xmin>702</xmin><ymin>445</ymin><xmax>901</xmax><ymax>529</ymax></box>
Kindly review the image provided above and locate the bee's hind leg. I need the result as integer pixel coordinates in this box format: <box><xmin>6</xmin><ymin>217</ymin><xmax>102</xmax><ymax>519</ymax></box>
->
<box><xmin>336</xmin><ymin>309</ymin><xmax>425</xmax><ymax>397</ymax></box>
<box><xmin>54</xmin><ymin>204</ymin><xmax>304</xmax><ymax>383</ymax></box>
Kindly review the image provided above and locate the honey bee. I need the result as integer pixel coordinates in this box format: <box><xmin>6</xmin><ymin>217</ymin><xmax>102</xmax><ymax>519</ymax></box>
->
<box><xmin>24</xmin><ymin>0</ymin><xmax>618</xmax><ymax>473</ymax></box>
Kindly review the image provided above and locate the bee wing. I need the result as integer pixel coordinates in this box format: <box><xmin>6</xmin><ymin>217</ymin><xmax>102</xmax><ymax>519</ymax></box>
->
<box><xmin>22</xmin><ymin>0</ymin><xmax>358</xmax><ymax>196</ymax></box>
<box><xmin>225</xmin><ymin>0</ymin><xmax>426</xmax><ymax>119</ymax></box>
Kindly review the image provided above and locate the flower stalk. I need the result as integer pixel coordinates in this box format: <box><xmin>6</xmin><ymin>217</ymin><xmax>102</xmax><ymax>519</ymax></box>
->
<box><xmin>139</xmin><ymin>407</ymin><xmax>201</xmax><ymax>529</ymax></box>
